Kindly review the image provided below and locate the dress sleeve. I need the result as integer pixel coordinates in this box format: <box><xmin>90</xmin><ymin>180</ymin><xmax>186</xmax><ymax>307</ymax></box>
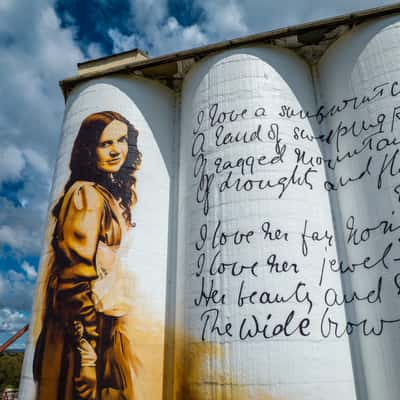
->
<box><xmin>54</xmin><ymin>183</ymin><xmax>104</xmax><ymax>343</ymax></box>
<box><xmin>58</xmin><ymin>184</ymin><xmax>103</xmax><ymax>280</ymax></box>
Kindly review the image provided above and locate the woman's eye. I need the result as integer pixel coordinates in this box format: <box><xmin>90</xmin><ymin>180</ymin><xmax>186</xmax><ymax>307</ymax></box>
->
<box><xmin>99</xmin><ymin>140</ymin><xmax>112</xmax><ymax>148</ymax></box>
<box><xmin>118</xmin><ymin>136</ymin><xmax>128</xmax><ymax>143</ymax></box>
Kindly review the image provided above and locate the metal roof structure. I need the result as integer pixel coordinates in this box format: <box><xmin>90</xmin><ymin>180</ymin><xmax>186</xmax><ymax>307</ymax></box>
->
<box><xmin>60</xmin><ymin>3</ymin><xmax>400</xmax><ymax>99</ymax></box>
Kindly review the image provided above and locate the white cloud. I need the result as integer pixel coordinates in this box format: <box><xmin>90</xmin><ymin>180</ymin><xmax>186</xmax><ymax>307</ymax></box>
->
<box><xmin>0</xmin><ymin>1</ymin><xmax>84</xmax><ymax>155</ymax></box>
<box><xmin>105</xmin><ymin>0</ymin><xmax>400</xmax><ymax>58</ymax></box>
<box><xmin>0</xmin><ymin>308</ymin><xmax>28</xmax><ymax>334</ymax></box>
<box><xmin>195</xmin><ymin>0</ymin><xmax>248</xmax><ymax>40</ymax></box>
<box><xmin>0</xmin><ymin>137</ymin><xmax>51</xmax><ymax>190</ymax></box>
<box><xmin>165</xmin><ymin>17</ymin><xmax>206</xmax><ymax>47</ymax></box>
<box><xmin>108</xmin><ymin>19</ymin><xmax>207</xmax><ymax>56</ymax></box>
<box><xmin>130</xmin><ymin>0</ymin><xmax>167</xmax><ymax>28</ymax></box>
<box><xmin>107</xmin><ymin>0</ymin><xmax>207</xmax><ymax>55</ymax></box>
<box><xmin>0</xmin><ymin>0</ymin><xmax>13</xmax><ymax>12</ymax></box>
<box><xmin>196</xmin><ymin>0</ymin><xmax>399</xmax><ymax>40</ymax></box>
<box><xmin>8</xmin><ymin>269</ymin><xmax>24</xmax><ymax>282</ymax></box>
<box><xmin>87</xmin><ymin>42</ymin><xmax>104</xmax><ymax>59</ymax></box>
<box><xmin>0</xmin><ymin>0</ymin><xmax>105</xmax><ymax>262</ymax></box>
<box><xmin>21</xmin><ymin>261</ymin><xmax>37</xmax><ymax>280</ymax></box>
<box><xmin>0</xmin><ymin>226</ymin><xmax>20</xmax><ymax>249</ymax></box>
<box><xmin>108</xmin><ymin>1</ymin><xmax>393</xmax><ymax>62</ymax></box>
<box><xmin>0</xmin><ymin>146</ymin><xmax>25</xmax><ymax>185</ymax></box>
<box><xmin>0</xmin><ymin>178</ymin><xmax>51</xmax><ymax>256</ymax></box>
<box><xmin>108</xmin><ymin>28</ymin><xmax>141</xmax><ymax>53</ymax></box>
<box><xmin>0</xmin><ymin>270</ymin><xmax>32</xmax><ymax>346</ymax></box>
<box><xmin>0</xmin><ymin>270</ymin><xmax>35</xmax><ymax>313</ymax></box>
<box><xmin>23</xmin><ymin>148</ymin><xmax>50</xmax><ymax>176</ymax></box>
<box><xmin>0</xmin><ymin>224</ymin><xmax>41</xmax><ymax>255</ymax></box>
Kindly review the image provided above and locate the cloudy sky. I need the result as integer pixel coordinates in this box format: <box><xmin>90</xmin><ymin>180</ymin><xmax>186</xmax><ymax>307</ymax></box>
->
<box><xmin>0</xmin><ymin>0</ymin><xmax>399</xmax><ymax>348</ymax></box>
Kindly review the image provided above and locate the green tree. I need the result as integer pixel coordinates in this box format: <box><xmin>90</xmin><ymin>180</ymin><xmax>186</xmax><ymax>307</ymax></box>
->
<box><xmin>0</xmin><ymin>352</ymin><xmax>24</xmax><ymax>392</ymax></box>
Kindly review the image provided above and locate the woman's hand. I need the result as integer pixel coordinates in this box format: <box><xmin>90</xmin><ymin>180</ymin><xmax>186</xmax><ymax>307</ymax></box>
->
<box><xmin>78</xmin><ymin>337</ymin><xmax>97</xmax><ymax>367</ymax></box>
<box><xmin>73</xmin><ymin>320</ymin><xmax>84</xmax><ymax>341</ymax></box>
<box><xmin>74</xmin><ymin>334</ymin><xmax>98</xmax><ymax>399</ymax></box>
<box><xmin>75</xmin><ymin>365</ymin><xmax>97</xmax><ymax>400</ymax></box>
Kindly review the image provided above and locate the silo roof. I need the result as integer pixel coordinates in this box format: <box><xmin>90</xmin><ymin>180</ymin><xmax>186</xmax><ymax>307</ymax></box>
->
<box><xmin>60</xmin><ymin>3</ymin><xmax>400</xmax><ymax>100</ymax></box>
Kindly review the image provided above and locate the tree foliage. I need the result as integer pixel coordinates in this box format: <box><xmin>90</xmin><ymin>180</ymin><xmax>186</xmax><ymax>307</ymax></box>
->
<box><xmin>0</xmin><ymin>352</ymin><xmax>24</xmax><ymax>392</ymax></box>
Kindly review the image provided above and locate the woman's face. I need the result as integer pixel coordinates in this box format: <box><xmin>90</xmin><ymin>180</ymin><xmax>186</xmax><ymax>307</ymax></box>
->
<box><xmin>96</xmin><ymin>120</ymin><xmax>129</xmax><ymax>173</ymax></box>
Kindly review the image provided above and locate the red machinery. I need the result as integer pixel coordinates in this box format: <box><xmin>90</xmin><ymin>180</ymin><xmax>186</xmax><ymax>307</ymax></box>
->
<box><xmin>0</xmin><ymin>325</ymin><xmax>29</xmax><ymax>354</ymax></box>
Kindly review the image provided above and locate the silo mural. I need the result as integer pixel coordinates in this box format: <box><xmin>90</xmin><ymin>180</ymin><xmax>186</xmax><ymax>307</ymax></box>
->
<box><xmin>33</xmin><ymin>111</ymin><xmax>143</xmax><ymax>399</ymax></box>
<box><xmin>17</xmin><ymin>6</ymin><xmax>400</xmax><ymax>400</ymax></box>
<box><xmin>19</xmin><ymin>78</ymin><xmax>176</xmax><ymax>400</ymax></box>
<box><xmin>176</xmin><ymin>47</ymin><xmax>356</xmax><ymax>399</ymax></box>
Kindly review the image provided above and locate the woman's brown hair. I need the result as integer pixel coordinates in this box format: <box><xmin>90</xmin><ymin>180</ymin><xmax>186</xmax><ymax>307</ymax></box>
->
<box><xmin>53</xmin><ymin>111</ymin><xmax>142</xmax><ymax>226</ymax></box>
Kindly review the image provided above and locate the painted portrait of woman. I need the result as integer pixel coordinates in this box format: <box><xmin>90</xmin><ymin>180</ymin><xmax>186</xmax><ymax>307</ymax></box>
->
<box><xmin>32</xmin><ymin>111</ymin><xmax>142</xmax><ymax>400</ymax></box>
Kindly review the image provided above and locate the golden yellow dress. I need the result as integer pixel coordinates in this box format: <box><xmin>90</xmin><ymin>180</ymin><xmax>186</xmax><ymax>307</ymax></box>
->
<box><xmin>33</xmin><ymin>181</ymin><xmax>141</xmax><ymax>400</ymax></box>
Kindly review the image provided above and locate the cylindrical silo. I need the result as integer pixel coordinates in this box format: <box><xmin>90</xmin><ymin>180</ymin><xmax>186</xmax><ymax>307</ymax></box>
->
<box><xmin>18</xmin><ymin>76</ymin><xmax>176</xmax><ymax>400</ymax></box>
<box><xmin>318</xmin><ymin>15</ymin><xmax>400</xmax><ymax>400</ymax></box>
<box><xmin>176</xmin><ymin>47</ymin><xmax>356</xmax><ymax>400</ymax></box>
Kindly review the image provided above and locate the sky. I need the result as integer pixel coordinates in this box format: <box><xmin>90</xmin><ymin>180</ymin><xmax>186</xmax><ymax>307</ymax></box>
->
<box><xmin>0</xmin><ymin>0</ymin><xmax>399</xmax><ymax>349</ymax></box>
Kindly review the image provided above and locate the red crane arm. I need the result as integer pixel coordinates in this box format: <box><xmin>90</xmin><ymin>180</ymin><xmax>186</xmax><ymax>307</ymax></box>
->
<box><xmin>0</xmin><ymin>324</ymin><xmax>29</xmax><ymax>353</ymax></box>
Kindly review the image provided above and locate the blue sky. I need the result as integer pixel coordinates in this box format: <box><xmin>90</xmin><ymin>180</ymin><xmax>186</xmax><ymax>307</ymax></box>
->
<box><xmin>0</xmin><ymin>0</ymin><xmax>399</xmax><ymax>349</ymax></box>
